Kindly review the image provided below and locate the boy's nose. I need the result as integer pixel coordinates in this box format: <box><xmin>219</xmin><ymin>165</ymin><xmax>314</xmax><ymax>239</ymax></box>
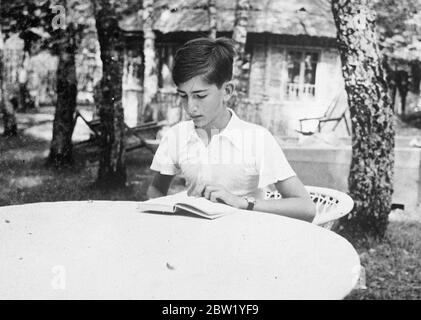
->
<box><xmin>186</xmin><ymin>99</ymin><xmax>199</xmax><ymax>115</ymax></box>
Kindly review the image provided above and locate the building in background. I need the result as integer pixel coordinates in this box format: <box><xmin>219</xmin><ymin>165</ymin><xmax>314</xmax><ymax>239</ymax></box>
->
<box><xmin>119</xmin><ymin>0</ymin><xmax>349</xmax><ymax>136</ymax></box>
<box><xmin>1</xmin><ymin>0</ymin><xmax>350</xmax><ymax>137</ymax></box>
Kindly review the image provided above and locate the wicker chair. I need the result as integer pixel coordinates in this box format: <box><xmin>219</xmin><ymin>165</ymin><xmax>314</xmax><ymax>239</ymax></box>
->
<box><xmin>265</xmin><ymin>186</ymin><xmax>354</xmax><ymax>230</ymax></box>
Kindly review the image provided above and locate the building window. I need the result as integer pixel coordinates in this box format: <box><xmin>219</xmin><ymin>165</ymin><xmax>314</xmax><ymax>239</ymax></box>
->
<box><xmin>285</xmin><ymin>50</ymin><xmax>319</xmax><ymax>99</ymax></box>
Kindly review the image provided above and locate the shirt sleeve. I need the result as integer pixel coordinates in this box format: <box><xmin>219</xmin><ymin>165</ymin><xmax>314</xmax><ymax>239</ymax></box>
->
<box><xmin>256</xmin><ymin>129</ymin><xmax>296</xmax><ymax>189</ymax></box>
<box><xmin>150</xmin><ymin>128</ymin><xmax>180</xmax><ymax>175</ymax></box>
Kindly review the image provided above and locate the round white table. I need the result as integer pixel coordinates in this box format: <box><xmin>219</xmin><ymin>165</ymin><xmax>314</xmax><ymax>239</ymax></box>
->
<box><xmin>0</xmin><ymin>201</ymin><xmax>360</xmax><ymax>300</ymax></box>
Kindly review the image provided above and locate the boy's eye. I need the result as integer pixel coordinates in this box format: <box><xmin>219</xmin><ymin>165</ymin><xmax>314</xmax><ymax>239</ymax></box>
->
<box><xmin>178</xmin><ymin>94</ymin><xmax>187</xmax><ymax>99</ymax></box>
<box><xmin>195</xmin><ymin>95</ymin><xmax>207</xmax><ymax>99</ymax></box>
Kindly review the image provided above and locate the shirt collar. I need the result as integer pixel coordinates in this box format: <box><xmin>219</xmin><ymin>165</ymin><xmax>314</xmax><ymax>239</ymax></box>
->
<box><xmin>185</xmin><ymin>108</ymin><xmax>244</xmax><ymax>149</ymax></box>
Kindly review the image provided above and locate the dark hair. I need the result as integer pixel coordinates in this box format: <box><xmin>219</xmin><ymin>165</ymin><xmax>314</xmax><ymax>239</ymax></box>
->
<box><xmin>172</xmin><ymin>37</ymin><xmax>236</xmax><ymax>88</ymax></box>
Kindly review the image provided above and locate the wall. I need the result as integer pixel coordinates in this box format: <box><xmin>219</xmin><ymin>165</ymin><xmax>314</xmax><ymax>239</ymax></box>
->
<box><xmin>247</xmin><ymin>42</ymin><xmax>350</xmax><ymax>137</ymax></box>
<box><xmin>282</xmin><ymin>145</ymin><xmax>421</xmax><ymax>213</ymax></box>
<box><xmin>120</xmin><ymin>36</ymin><xmax>350</xmax><ymax>136</ymax></box>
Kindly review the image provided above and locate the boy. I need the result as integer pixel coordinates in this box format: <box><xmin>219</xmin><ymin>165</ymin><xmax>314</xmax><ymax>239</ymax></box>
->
<box><xmin>147</xmin><ymin>38</ymin><xmax>315</xmax><ymax>222</ymax></box>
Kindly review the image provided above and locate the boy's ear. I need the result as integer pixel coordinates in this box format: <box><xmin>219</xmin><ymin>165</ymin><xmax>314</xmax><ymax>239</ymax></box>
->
<box><xmin>223</xmin><ymin>81</ymin><xmax>235</xmax><ymax>101</ymax></box>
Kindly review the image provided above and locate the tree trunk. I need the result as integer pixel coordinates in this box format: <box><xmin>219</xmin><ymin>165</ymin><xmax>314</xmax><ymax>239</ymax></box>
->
<box><xmin>142</xmin><ymin>0</ymin><xmax>158</xmax><ymax>123</ymax></box>
<box><xmin>46</xmin><ymin>27</ymin><xmax>78</xmax><ymax>167</ymax></box>
<box><xmin>208</xmin><ymin>0</ymin><xmax>217</xmax><ymax>39</ymax></box>
<box><xmin>0</xmin><ymin>30</ymin><xmax>2</xmax><ymax>102</ymax></box>
<box><xmin>331</xmin><ymin>0</ymin><xmax>395</xmax><ymax>243</ymax></box>
<box><xmin>229</xmin><ymin>0</ymin><xmax>250</xmax><ymax>109</ymax></box>
<box><xmin>18</xmin><ymin>51</ymin><xmax>35</xmax><ymax>112</ymax></box>
<box><xmin>0</xmin><ymin>30</ymin><xmax>18</xmax><ymax>137</ymax></box>
<box><xmin>94</xmin><ymin>0</ymin><xmax>126</xmax><ymax>188</ymax></box>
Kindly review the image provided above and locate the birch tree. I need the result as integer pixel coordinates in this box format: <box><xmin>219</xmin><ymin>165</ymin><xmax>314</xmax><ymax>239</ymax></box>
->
<box><xmin>0</xmin><ymin>1</ymin><xmax>44</xmax><ymax>136</ymax></box>
<box><xmin>0</xmin><ymin>30</ymin><xmax>3</xmax><ymax>108</ymax></box>
<box><xmin>0</xmin><ymin>27</ymin><xmax>17</xmax><ymax>137</ymax></box>
<box><xmin>1</xmin><ymin>0</ymin><xmax>81</xmax><ymax>159</ymax></box>
<box><xmin>331</xmin><ymin>0</ymin><xmax>395</xmax><ymax>242</ymax></box>
<box><xmin>0</xmin><ymin>1</ymin><xmax>46</xmax><ymax>114</ymax></box>
<box><xmin>1</xmin><ymin>42</ymin><xmax>18</xmax><ymax>136</ymax></box>
<box><xmin>47</xmin><ymin>0</ymin><xmax>89</xmax><ymax>167</ymax></box>
<box><xmin>142</xmin><ymin>0</ymin><xmax>158</xmax><ymax>122</ymax></box>
<box><xmin>93</xmin><ymin>0</ymin><xmax>126</xmax><ymax>188</ymax></box>
<box><xmin>230</xmin><ymin>0</ymin><xmax>250</xmax><ymax>108</ymax></box>
<box><xmin>208</xmin><ymin>0</ymin><xmax>217</xmax><ymax>39</ymax></box>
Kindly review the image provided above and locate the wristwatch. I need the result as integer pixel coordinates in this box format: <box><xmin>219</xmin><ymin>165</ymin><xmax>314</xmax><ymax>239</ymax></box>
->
<box><xmin>244</xmin><ymin>196</ymin><xmax>256</xmax><ymax>211</ymax></box>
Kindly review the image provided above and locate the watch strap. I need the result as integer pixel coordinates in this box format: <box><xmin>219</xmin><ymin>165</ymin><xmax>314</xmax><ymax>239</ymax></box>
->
<box><xmin>244</xmin><ymin>196</ymin><xmax>255</xmax><ymax>211</ymax></box>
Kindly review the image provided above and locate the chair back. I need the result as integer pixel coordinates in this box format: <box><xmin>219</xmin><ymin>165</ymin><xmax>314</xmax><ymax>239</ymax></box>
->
<box><xmin>306</xmin><ymin>186</ymin><xmax>354</xmax><ymax>229</ymax></box>
<box><xmin>324</xmin><ymin>93</ymin><xmax>342</xmax><ymax>119</ymax></box>
<box><xmin>265</xmin><ymin>186</ymin><xmax>354</xmax><ymax>230</ymax></box>
<box><xmin>320</xmin><ymin>91</ymin><xmax>350</xmax><ymax>134</ymax></box>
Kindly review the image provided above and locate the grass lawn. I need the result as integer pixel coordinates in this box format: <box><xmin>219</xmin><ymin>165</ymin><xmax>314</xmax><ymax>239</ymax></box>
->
<box><xmin>346</xmin><ymin>221</ymin><xmax>421</xmax><ymax>299</ymax></box>
<box><xmin>0</xmin><ymin>133</ymin><xmax>185</xmax><ymax>206</ymax></box>
<box><xmin>1</xmin><ymin>120</ymin><xmax>420</xmax><ymax>299</ymax></box>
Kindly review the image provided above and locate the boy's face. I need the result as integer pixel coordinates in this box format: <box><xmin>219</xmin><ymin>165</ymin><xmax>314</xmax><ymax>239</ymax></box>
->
<box><xmin>177</xmin><ymin>75</ymin><xmax>233</xmax><ymax>129</ymax></box>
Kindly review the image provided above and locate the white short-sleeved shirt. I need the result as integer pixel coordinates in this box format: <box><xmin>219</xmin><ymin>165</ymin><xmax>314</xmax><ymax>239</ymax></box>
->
<box><xmin>150</xmin><ymin>108</ymin><xmax>296</xmax><ymax>199</ymax></box>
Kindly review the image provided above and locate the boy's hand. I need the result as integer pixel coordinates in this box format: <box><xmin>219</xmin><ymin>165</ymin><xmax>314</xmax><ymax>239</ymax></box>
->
<box><xmin>187</xmin><ymin>177</ymin><xmax>206</xmax><ymax>197</ymax></box>
<box><xmin>202</xmin><ymin>184</ymin><xmax>247</xmax><ymax>209</ymax></box>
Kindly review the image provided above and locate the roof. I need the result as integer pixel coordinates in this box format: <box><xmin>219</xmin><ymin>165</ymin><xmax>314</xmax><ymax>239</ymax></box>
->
<box><xmin>119</xmin><ymin>0</ymin><xmax>336</xmax><ymax>38</ymax></box>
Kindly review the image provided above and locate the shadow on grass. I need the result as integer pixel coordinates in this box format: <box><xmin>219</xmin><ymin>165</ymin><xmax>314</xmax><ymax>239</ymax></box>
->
<box><xmin>0</xmin><ymin>133</ymin><xmax>49</xmax><ymax>152</ymax></box>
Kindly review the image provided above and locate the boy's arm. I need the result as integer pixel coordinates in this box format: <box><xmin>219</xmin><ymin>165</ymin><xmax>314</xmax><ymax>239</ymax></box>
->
<box><xmin>201</xmin><ymin>176</ymin><xmax>316</xmax><ymax>222</ymax></box>
<box><xmin>252</xmin><ymin>176</ymin><xmax>316</xmax><ymax>222</ymax></box>
<box><xmin>147</xmin><ymin>172</ymin><xmax>175</xmax><ymax>199</ymax></box>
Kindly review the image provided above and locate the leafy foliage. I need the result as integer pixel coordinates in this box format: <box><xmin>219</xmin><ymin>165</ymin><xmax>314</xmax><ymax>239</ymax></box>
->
<box><xmin>0</xmin><ymin>0</ymin><xmax>96</xmax><ymax>54</ymax></box>
<box><xmin>0</xmin><ymin>0</ymin><xmax>55</xmax><ymax>37</ymax></box>
<box><xmin>372</xmin><ymin>0</ymin><xmax>421</xmax><ymax>62</ymax></box>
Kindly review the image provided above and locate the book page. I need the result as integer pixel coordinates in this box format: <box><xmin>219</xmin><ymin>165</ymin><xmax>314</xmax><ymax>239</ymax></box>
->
<box><xmin>174</xmin><ymin>203</ymin><xmax>228</xmax><ymax>219</ymax></box>
<box><xmin>137</xmin><ymin>193</ymin><xmax>178</xmax><ymax>213</ymax></box>
<box><xmin>138</xmin><ymin>191</ymin><xmax>238</xmax><ymax>218</ymax></box>
<box><xmin>176</xmin><ymin>196</ymin><xmax>237</xmax><ymax>216</ymax></box>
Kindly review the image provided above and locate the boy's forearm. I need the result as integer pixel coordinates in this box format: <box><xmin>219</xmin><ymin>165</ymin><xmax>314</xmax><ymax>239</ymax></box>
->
<box><xmin>251</xmin><ymin>197</ymin><xmax>316</xmax><ymax>222</ymax></box>
<box><xmin>147</xmin><ymin>173</ymin><xmax>174</xmax><ymax>199</ymax></box>
<box><xmin>146</xmin><ymin>185</ymin><xmax>166</xmax><ymax>199</ymax></box>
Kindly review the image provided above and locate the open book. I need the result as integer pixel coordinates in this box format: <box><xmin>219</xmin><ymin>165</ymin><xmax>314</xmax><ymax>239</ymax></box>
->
<box><xmin>137</xmin><ymin>191</ymin><xmax>237</xmax><ymax>219</ymax></box>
